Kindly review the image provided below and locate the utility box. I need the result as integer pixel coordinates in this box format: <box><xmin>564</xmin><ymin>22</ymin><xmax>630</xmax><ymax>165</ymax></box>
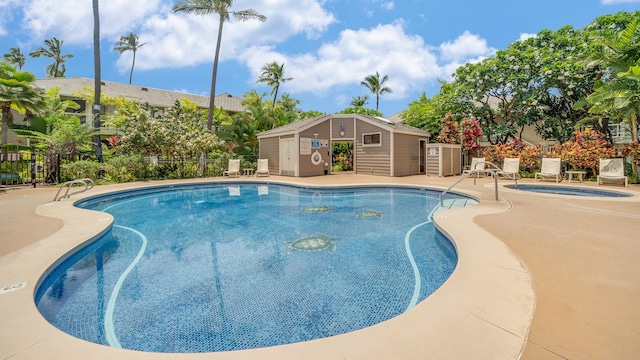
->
<box><xmin>426</xmin><ymin>144</ymin><xmax>462</xmax><ymax>176</ymax></box>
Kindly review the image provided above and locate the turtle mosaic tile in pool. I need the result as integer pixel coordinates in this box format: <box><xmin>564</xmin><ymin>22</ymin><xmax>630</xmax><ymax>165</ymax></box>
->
<box><xmin>36</xmin><ymin>184</ymin><xmax>465</xmax><ymax>353</ymax></box>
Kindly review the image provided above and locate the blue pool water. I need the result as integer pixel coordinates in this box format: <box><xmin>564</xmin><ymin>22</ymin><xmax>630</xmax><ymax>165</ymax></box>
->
<box><xmin>505</xmin><ymin>184</ymin><xmax>631</xmax><ymax>197</ymax></box>
<box><xmin>36</xmin><ymin>183</ymin><xmax>465</xmax><ymax>353</ymax></box>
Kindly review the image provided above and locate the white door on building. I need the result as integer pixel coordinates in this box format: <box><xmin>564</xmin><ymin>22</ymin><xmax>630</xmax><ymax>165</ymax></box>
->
<box><xmin>279</xmin><ymin>138</ymin><xmax>296</xmax><ymax>176</ymax></box>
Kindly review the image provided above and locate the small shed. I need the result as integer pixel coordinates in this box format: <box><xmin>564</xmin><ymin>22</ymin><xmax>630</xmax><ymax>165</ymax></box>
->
<box><xmin>257</xmin><ymin>114</ymin><xmax>431</xmax><ymax>177</ymax></box>
<box><xmin>425</xmin><ymin>143</ymin><xmax>462</xmax><ymax>176</ymax></box>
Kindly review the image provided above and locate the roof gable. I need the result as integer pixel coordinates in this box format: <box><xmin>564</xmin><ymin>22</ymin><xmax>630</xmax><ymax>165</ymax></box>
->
<box><xmin>257</xmin><ymin>114</ymin><xmax>430</xmax><ymax>138</ymax></box>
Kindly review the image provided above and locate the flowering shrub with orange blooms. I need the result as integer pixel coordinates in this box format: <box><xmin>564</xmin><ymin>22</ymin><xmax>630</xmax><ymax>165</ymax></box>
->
<box><xmin>620</xmin><ymin>141</ymin><xmax>640</xmax><ymax>167</ymax></box>
<box><xmin>548</xmin><ymin>128</ymin><xmax>616</xmax><ymax>175</ymax></box>
<box><xmin>434</xmin><ymin>113</ymin><xmax>459</xmax><ymax>144</ymax></box>
<box><xmin>483</xmin><ymin>138</ymin><xmax>542</xmax><ymax>172</ymax></box>
<box><xmin>106</xmin><ymin>136</ymin><xmax>121</xmax><ymax>147</ymax></box>
<box><xmin>461</xmin><ymin>117</ymin><xmax>483</xmax><ymax>156</ymax></box>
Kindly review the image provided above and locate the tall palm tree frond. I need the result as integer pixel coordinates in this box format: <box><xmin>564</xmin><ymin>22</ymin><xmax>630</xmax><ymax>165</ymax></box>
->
<box><xmin>113</xmin><ymin>32</ymin><xmax>146</xmax><ymax>84</ymax></box>
<box><xmin>360</xmin><ymin>71</ymin><xmax>392</xmax><ymax>112</ymax></box>
<box><xmin>29</xmin><ymin>37</ymin><xmax>73</xmax><ymax>78</ymax></box>
<box><xmin>173</xmin><ymin>0</ymin><xmax>266</xmax><ymax>131</ymax></box>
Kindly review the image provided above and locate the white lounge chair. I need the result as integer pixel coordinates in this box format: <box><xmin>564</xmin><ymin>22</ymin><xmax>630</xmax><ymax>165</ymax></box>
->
<box><xmin>597</xmin><ymin>158</ymin><xmax>628</xmax><ymax>187</ymax></box>
<box><xmin>463</xmin><ymin>157</ymin><xmax>488</xmax><ymax>178</ymax></box>
<box><xmin>499</xmin><ymin>158</ymin><xmax>520</xmax><ymax>180</ymax></box>
<box><xmin>535</xmin><ymin>158</ymin><xmax>562</xmax><ymax>183</ymax></box>
<box><xmin>223</xmin><ymin>159</ymin><xmax>240</xmax><ymax>178</ymax></box>
<box><xmin>256</xmin><ymin>159</ymin><xmax>269</xmax><ymax>177</ymax></box>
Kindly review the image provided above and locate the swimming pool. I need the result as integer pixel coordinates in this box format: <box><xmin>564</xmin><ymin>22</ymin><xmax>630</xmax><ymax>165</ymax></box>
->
<box><xmin>35</xmin><ymin>183</ymin><xmax>467</xmax><ymax>353</ymax></box>
<box><xmin>504</xmin><ymin>184</ymin><xmax>631</xmax><ymax>197</ymax></box>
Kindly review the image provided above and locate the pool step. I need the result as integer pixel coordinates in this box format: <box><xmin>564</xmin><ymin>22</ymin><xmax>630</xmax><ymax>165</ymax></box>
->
<box><xmin>433</xmin><ymin>198</ymin><xmax>478</xmax><ymax>214</ymax></box>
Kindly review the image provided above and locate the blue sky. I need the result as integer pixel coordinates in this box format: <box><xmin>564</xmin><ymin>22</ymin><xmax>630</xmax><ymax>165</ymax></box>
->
<box><xmin>1</xmin><ymin>0</ymin><xmax>639</xmax><ymax>117</ymax></box>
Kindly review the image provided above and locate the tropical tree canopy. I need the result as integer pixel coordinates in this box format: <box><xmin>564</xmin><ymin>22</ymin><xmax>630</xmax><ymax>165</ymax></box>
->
<box><xmin>583</xmin><ymin>17</ymin><xmax>640</xmax><ymax>143</ymax></box>
<box><xmin>28</xmin><ymin>37</ymin><xmax>74</xmax><ymax>78</ymax></box>
<box><xmin>0</xmin><ymin>62</ymin><xmax>47</xmax><ymax>146</ymax></box>
<box><xmin>256</xmin><ymin>61</ymin><xmax>292</xmax><ymax>104</ymax></box>
<box><xmin>173</xmin><ymin>0</ymin><xmax>266</xmax><ymax>131</ymax></box>
<box><xmin>3</xmin><ymin>48</ymin><xmax>26</xmax><ymax>70</ymax></box>
<box><xmin>360</xmin><ymin>71</ymin><xmax>391</xmax><ymax>112</ymax></box>
<box><xmin>113</xmin><ymin>32</ymin><xmax>146</xmax><ymax>84</ymax></box>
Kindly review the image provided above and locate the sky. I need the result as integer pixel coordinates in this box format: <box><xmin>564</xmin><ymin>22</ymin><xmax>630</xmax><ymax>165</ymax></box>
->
<box><xmin>1</xmin><ymin>0</ymin><xmax>639</xmax><ymax>118</ymax></box>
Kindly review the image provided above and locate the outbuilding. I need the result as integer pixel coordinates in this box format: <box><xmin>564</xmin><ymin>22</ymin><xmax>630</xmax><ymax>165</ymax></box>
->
<box><xmin>257</xmin><ymin>114</ymin><xmax>431</xmax><ymax>177</ymax></box>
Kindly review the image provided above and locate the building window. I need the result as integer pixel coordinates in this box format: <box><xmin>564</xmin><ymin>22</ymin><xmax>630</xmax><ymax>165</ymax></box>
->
<box><xmin>362</xmin><ymin>132</ymin><xmax>382</xmax><ymax>147</ymax></box>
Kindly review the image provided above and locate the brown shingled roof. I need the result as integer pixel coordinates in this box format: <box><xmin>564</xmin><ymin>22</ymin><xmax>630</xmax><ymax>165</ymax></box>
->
<box><xmin>34</xmin><ymin>77</ymin><xmax>246</xmax><ymax>113</ymax></box>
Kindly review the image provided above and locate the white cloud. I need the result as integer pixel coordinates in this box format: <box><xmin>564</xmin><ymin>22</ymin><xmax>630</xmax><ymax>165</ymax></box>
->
<box><xmin>124</xmin><ymin>0</ymin><xmax>335</xmax><ymax>73</ymax></box>
<box><xmin>20</xmin><ymin>0</ymin><xmax>164</xmax><ymax>45</ymax></box>
<box><xmin>601</xmin><ymin>0</ymin><xmax>640</xmax><ymax>4</ymax></box>
<box><xmin>14</xmin><ymin>0</ymin><xmax>336</xmax><ymax>75</ymax></box>
<box><xmin>439</xmin><ymin>31</ymin><xmax>496</xmax><ymax>63</ymax></box>
<box><xmin>0</xmin><ymin>0</ymin><xmax>22</xmax><ymax>36</ymax></box>
<box><xmin>519</xmin><ymin>33</ymin><xmax>537</xmax><ymax>42</ymax></box>
<box><xmin>240</xmin><ymin>21</ymin><xmax>441</xmax><ymax>99</ymax></box>
<box><xmin>381</xmin><ymin>2</ymin><xmax>395</xmax><ymax>10</ymax></box>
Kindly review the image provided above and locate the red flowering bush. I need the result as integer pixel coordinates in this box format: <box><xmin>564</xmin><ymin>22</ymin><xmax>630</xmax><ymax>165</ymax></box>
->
<box><xmin>548</xmin><ymin>128</ymin><xmax>616</xmax><ymax>175</ymax></box>
<box><xmin>461</xmin><ymin>117</ymin><xmax>483</xmax><ymax>156</ymax></box>
<box><xmin>620</xmin><ymin>141</ymin><xmax>640</xmax><ymax>167</ymax></box>
<box><xmin>434</xmin><ymin>113</ymin><xmax>459</xmax><ymax>144</ymax></box>
<box><xmin>483</xmin><ymin>138</ymin><xmax>542</xmax><ymax>173</ymax></box>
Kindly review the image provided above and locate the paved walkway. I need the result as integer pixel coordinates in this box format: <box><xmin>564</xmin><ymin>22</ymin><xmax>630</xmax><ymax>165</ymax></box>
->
<box><xmin>1</xmin><ymin>175</ymin><xmax>639</xmax><ymax>359</ymax></box>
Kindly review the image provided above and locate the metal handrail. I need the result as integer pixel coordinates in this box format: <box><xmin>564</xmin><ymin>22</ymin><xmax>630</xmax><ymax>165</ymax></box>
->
<box><xmin>53</xmin><ymin>178</ymin><xmax>95</xmax><ymax>201</ymax></box>
<box><xmin>439</xmin><ymin>161</ymin><xmax>517</xmax><ymax>206</ymax></box>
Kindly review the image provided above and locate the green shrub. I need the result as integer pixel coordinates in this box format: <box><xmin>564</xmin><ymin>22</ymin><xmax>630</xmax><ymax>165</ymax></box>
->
<box><xmin>105</xmin><ymin>155</ymin><xmax>150</xmax><ymax>182</ymax></box>
<box><xmin>61</xmin><ymin>160</ymin><xmax>104</xmax><ymax>182</ymax></box>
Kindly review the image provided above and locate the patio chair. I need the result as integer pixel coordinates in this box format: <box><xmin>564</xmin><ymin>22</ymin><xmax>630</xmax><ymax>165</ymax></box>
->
<box><xmin>256</xmin><ymin>159</ymin><xmax>269</xmax><ymax>177</ymax></box>
<box><xmin>534</xmin><ymin>158</ymin><xmax>562</xmax><ymax>183</ymax></box>
<box><xmin>499</xmin><ymin>158</ymin><xmax>520</xmax><ymax>180</ymax></box>
<box><xmin>223</xmin><ymin>159</ymin><xmax>240</xmax><ymax>178</ymax></box>
<box><xmin>463</xmin><ymin>157</ymin><xmax>488</xmax><ymax>178</ymax></box>
<box><xmin>597</xmin><ymin>158</ymin><xmax>628</xmax><ymax>187</ymax></box>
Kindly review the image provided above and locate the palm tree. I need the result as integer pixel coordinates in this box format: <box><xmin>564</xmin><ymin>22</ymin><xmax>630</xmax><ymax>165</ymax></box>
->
<box><xmin>256</xmin><ymin>61</ymin><xmax>292</xmax><ymax>104</ymax></box>
<box><xmin>360</xmin><ymin>71</ymin><xmax>392</xmax><ymax>112</ymax></box>
<box><xmin>92</xmin><ymin>0</ymin><xmax>103</xmax><ymax>162</ymax></box>
<box><xmin>3</xmin><ymin>48</ymin><xmax>26</xmax><ymax>70</ymax></box>
<box><xmin>113</xmin><ymin>32</ymin><xmax>146</xmax><ymax>84</ymax></box>
<box><xmin>173</xmin><ymin>0</ymin><xmax>266</xmax><ymax>132</ymax></box>
<box><xmin>29</xmin><ymin>38</ymin><xmax>74</xmax><ymax>78</ymax></box>
<box><xmin>585</xmin><ymin>18</ymin><xmax>640</xmax><ymax>141</ymax></box>
<box><xmin>350</xmin><ymin>95</ymin><xmax>369</xmax><ymax>107</ymax></box>
<box><xmin>0</xmin><ymin>63</ymin><xmax>47</xmax><ymax>153</ymax></box>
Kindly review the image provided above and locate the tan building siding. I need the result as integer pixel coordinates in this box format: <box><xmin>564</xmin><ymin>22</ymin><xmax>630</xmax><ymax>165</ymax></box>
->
<box><xmin>259</xmin><ymin>137</ymin><xmax>280</xmax><ymax>174</ymax></box>
<box><xmin>393</xmin><ymin>134</ymin><xmax>422</xmax><ymax>176</ymax></box>
<box><xmin>355</xmin><ymin>120</ymin><xmax>390</xmax><ymax>176</ymax></box>
<box><xmin>299</xmin><ymin>120</ymin><xmax>330</xmax><ymax>177</ymax></box>
<box><xmin>331</xmin><ymin>117</ymin><xmax>355</xmax><ymax>139</ymax></box>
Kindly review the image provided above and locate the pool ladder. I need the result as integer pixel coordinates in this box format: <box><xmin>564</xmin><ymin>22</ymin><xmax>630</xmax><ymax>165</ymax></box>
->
<box><xmin>53</xmin><ymin>178</ymin><xmax>95</xmax><ymax>201</ymax></box>
<box><xmin>439</xmin><ymin>161</ymin><xmax>517</xmax><ymax>206</ymax></box>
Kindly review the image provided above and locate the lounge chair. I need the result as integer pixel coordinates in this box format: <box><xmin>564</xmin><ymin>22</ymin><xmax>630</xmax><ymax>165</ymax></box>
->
<box><xmin>535</xmin><ymin>158</ymin><xmax>562</xmax><ymax>183</ymax></box>
<box><xmin>597</xmin><ymin>158</ymin><xmax>628</xmax><ymax>187</ymax></box>
<box><xmin>463</xmin><ymin>157</ymin><xmax>488</xmax><ymax>178</ymax></box>
<box><xmin>499</xmin><ymin>158</ymin><xmax>520</xmax><ymax>180</ymax></box>
<box><xmin>223</xmin><ymin>159</ymin><xmax>240</xmax><ymax>178</ymax></box>
<box><xmin>256</xmin><ymin>159</ymin><xmax>269</xmax><ymax>177</ymax></box>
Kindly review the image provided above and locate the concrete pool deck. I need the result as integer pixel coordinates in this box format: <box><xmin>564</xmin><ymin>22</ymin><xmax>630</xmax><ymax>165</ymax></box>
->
<box><xmin>1</xmin><ymin>174</ymin><xmax>639</xmax><ymax>359</ymax></box>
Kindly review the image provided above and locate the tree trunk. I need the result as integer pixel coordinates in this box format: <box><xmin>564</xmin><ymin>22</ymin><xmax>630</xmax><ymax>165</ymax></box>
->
<box><xmin>92</xmin><ymin>0</ymin><xmax>103</xmax><ymax>163</ymax></box>
<box><xmin>207</xmin><ymin>14</ymin><xmax>225</xmax><ymax>132</ymax></box>
<box><xmin>129</xmin><ymin>51</ymin><xmax>136</xmax><ymax>84</ymax></box>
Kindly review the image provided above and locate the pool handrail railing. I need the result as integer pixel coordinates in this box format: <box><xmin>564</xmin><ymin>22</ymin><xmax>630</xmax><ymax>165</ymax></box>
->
<box><xmin>53</xmin><ymin>178</ymin><xmax>95</xmax><ymax>201</ymax></box>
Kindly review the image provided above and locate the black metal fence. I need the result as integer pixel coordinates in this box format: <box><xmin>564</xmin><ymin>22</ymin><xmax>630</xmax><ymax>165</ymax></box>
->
<box><xmin>0</xmin><ymin>146</ymin><xmax>83</xmax><ymax>188</ymax></box>
<box><xmin>1</xmin><ymin>146</ymin><xmax>258</xmax><ymax>189</ymax></box>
